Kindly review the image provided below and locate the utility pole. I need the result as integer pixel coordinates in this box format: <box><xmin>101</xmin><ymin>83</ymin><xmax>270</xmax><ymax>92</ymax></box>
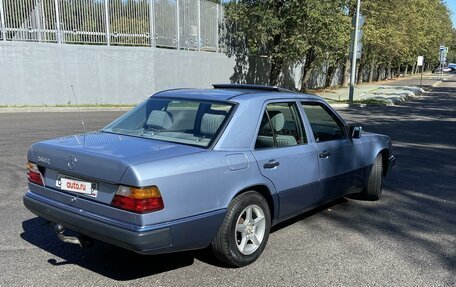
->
<box><xmin>349</xmin><ymin>0</ymin><xmax>361</xmax><ymax>104</ymax></box>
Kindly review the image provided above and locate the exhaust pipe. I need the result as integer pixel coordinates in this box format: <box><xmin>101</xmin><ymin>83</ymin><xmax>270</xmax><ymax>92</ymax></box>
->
<box><xmin>53</xmin><ymin>224</ymin><xmax>92</xmax><ymax>247</ymax></box>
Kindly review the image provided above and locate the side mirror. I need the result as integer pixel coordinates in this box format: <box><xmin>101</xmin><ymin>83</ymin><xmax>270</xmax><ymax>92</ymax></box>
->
<box><xmin>349</xmin><ymin>125</ymin><xmax>363</xmax><ymax>139</ymax></box>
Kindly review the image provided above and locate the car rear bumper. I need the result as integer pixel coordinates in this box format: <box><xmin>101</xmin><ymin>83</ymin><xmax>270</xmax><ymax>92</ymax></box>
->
<box><xmin>23</xmin><ymin>191</ymin><xmax>225</xmax><ymax>255</ymax></box>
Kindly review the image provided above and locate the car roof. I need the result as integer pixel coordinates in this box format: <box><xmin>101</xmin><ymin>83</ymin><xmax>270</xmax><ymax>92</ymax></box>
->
<box><xmin>152</xmin><ymin>84</ymin><xmax>323</xmax><ymax>102</ymax></box>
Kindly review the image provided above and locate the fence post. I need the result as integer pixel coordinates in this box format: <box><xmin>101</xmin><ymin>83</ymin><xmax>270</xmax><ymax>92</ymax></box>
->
<box><xmin>176</xmin><ymin>0</ymin><xmax>180</xmax><ymax>50</ymax></box>
<box><xmin>149</xmin><ymin>0</ymin><xmax>155</xmax><ymax>47</ymax></box>
<box><xmin>216</xmin><ymin>4</ymin><xmax>219</xmax><ymax>52</ymax></box>
<box><xmin>54</xmin><ymin>0</ymin><xmax>62</xmax><ymax>44</ymax></box>
<box><xmin>0</xmin><ymin>0</ymin><xmax>6</xmax><ymax>41</ymax></box>
<box><xmin>104</xmin><ymin>0</ymin><xmax>110</xmax><ymax>46</ymax></box>
<box><xmin>35</xmin><ymin>0</ymin><xmax>42</xmax><ymax>42</ymax></box>
<box><xmin>40</xmin><ymin>0</ymin><xmax>47</xmax><ymax>42</ymax></box>
<box><xmin>197</xmin><ymin>0</ymin><xmax>201</xmax><ymax>51</ymax></box>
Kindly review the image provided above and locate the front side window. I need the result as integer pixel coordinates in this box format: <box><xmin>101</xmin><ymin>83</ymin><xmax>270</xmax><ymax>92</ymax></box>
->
<box><xmin>301</xmin><ymin>102</ymin><xmax>346</xmax><ymax>142</ymax></box>
<box><xmin>255</xmin><ymin>102</ymin><xmax>306</xmax><ymax>149</ymax></box>
<box><xmin>103</xmin><ymin>98</ymin><xmax>234</xmax><ymax>148</ymax></box>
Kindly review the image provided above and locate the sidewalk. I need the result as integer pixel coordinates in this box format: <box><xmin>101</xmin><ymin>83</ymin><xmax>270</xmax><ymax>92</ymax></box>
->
<box><xmin>316</xmin><ymin>72</ymin><xmax>447</xmax><ymax>106</ymax></box>
<box><xmin>0</xmin><ymin>73</ymin><xmax>450</xmax><ymax>112</ymax></box>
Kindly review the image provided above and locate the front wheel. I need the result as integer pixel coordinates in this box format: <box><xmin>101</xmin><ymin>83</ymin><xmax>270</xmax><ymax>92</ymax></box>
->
<box><xmin>212</xmin><ymin>191</ymin><xmax>271</xmax><ymax>267</ymax></box>
<box><xmin>363</xmin><ymin>154</ymin><xmax>384</xmax><ymax>200</ymax></box>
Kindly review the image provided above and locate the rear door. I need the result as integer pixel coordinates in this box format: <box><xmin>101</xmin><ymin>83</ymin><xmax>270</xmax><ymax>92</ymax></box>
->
<box><xmin>252</xmin><ymin>101</ymin><xmax>319</xmax><ymax>219</ymax></box>
<box><xmin>300</xmin><ymin>102</ymin><xmax>364</xmax><ymax>203</ymax></box>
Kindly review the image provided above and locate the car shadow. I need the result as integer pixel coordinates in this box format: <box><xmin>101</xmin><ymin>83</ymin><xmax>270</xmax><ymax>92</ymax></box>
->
<box><xmin>271</xmin><ymin>198</ymin><xmax>349</xmax><ymax>233</ymax></box>
<box><xmin>332</xmin><ymin>87</ymin><xmax>456</xmax><ymax>272</ymax></box>
<box><xmin>21</xmin><ymin>198</ymin><xmax>353</xmax><ymax>278</ymax></box>
<box><xmin>21</xmin><ymin>217</ymin><xmax>200</xmax><ymax>280</ymax></box>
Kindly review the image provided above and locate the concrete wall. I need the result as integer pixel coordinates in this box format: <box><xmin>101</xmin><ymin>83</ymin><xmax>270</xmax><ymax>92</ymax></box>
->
<box><xmin>0</xmin><ymin>42</ymin><xmax>235</xmax><ymax>105</ymax></box>
<box><xmin>0</xmin><ymin>41</ymin><xmax>346</xmax><ymax>106</ymax></box>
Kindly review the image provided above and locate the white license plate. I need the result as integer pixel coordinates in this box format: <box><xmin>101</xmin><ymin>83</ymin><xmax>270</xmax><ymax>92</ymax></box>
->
<box><xmin>57</xmin><ymin>177</ymin><xmax>98</xmax><ymax>198</ymax></box>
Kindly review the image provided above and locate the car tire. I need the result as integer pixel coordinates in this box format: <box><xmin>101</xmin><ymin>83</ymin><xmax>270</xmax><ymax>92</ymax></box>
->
<box><xmin>363</xmin><ymin>154</ymin><xmax>383</xmax><ymax>200</ymax></box>
<box><xmin>212</xmin><ymin>191</ymin><xmax>271</xmax><ymax>267</ymax></box>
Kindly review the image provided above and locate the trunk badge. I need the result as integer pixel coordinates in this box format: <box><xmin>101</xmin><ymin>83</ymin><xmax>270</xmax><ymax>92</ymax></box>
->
<box><xmin>36</xmin><ymin>156</ymin><xmax>50</xmax><ymax>165</ymax></box>
<box><xmin>67</xmin><ymin>155</ymin><xmax>78</xmax><ymax>170</ymax></box>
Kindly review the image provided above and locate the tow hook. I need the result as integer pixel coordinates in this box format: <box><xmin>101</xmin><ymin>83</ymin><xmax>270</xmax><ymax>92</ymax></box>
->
<box><xmin>53</xmin><ymin>224</ymin><xmax>92</xmax><ymax>247</ymax></box>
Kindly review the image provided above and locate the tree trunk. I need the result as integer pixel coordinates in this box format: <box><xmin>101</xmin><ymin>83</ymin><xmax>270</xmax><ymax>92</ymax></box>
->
<box><xmin>269</xmin><ymin>57</ymin><xmax>284</xmax><ymax>86</ymax></box>
<box><xmin>368</xmin><ymin>59</ymin><xmax>375</xmax><ymax>83</ymax></box>
<box><xmin>411</xmin><ymin>63</ymin><xmax>416</xmax><ymax>75</ymax></box>
<box><xmin>268</xmin><ymin>33</ymin><xmax>283</xmax><ymax>86</ymax></box>
<box><xmin>404</xmin><ymin>64</ymin><xmax>408</xmax><ymax>76</ymax></box>
<box><xmin>397</xmin><ymin>64</ymin><xmax>401</xmax><ymax>77</ymax></box>
<box><xmin>300</xmin><ymin>65</ymin><xmax>314</xmax><ymax>92</ymax></box>
<box><xmin>342</xmin><ymin>58</ymin><xmax>350</xmax><ymax>87</ymax></box>
<box><xmin>325</xmin><ymin>65</ymin><xmax>336</xmax><ymax>88</ymax></box>
<box><xmin>299</xmin><ymin>49</ymin><xmax>317</xmax><ymax>92</ymax></box>
<box><xmin>378</xmin><ymin>66</ymin><xmax>386</xmax><ymax>81</ymax></box>
<box><xmin>387</xmin><ymin>66</ymin><xmax>392</xmax><ymax>79</ymax></box>
<box><xmin>357</xmin><ymin>63</ymin><xmax>364</xmax><ymax>84</ymax></box>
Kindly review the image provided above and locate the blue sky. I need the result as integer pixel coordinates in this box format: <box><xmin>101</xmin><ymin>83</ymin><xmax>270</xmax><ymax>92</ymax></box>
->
<box><xmin>447</xmin><ymin>0</ymin><xmax>456</xmax><ymax>27</ymax></box>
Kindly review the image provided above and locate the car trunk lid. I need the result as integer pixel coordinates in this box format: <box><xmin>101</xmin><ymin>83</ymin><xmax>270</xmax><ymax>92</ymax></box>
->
<box><xmin>28</xmin><ymin>132</ymin><xmax>203</xmax><ymax>204</ymax></box>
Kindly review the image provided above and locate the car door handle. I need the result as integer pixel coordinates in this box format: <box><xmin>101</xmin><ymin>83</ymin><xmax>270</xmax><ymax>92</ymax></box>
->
<box><xmin>263</xmin><ymin>160</ymin><xmax>280</xmax><ymax>169</ymax></box>
<box><xmin>319</xmin><ymin>151</ymin><xmax>331</xmax><ymax>158</ymax></box>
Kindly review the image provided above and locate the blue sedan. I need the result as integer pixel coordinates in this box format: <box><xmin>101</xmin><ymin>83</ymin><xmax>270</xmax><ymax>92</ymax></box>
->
<box><xmin>24</xmin><ymin>84</ymin><xmax>395</xmax><ymax>267</ymax></box>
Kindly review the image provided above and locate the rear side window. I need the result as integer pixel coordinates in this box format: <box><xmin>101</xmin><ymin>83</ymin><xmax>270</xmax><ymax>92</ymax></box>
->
<box><xmin>301</xmin><ymin>102</ymin><xmax>346</xmax><ymax>142</ymax></box>
<box><xmin>255</xmin><ymin>102</ymin><xmax>306</xmax><ymax>149</ymax></box>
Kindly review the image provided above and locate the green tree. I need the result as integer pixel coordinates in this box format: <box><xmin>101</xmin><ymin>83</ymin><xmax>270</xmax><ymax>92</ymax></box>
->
<box><xmin>225</xmin><ymin>0</ymin><xmax>454</xmax><ymax>89</ymax></box>
<box><xmin>225</xmin><ymin>0</ymin><xmax>309</xmax><ymax>86</ymax></box>
<box><xmin>298</xmin><ymin>0</ymin><xmax>350</xmax><ymax>91</ymax></box>
<box><xmin>224</xmin><ymin>0</ymin><xmax>350</xmax><ymax>89</ymax></box>
<box><xmin>360</xmin><ymin>0</ymin><xmax>453</xmax><ymax>79</ymax></box>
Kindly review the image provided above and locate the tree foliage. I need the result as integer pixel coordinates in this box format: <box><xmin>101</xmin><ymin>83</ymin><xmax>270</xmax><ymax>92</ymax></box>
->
<box><xmin>224</xmin><ymin>0</ymin><xmax>455</xmax><ymax>89</ymax></box>
<box><xmin>225</xmin><ymin>0</ymin><xmax>350</xmax><ymax>88</ymax></box>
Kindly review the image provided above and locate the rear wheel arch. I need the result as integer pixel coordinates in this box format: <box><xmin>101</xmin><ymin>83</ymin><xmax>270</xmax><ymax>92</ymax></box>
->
<box><xmin>232</xmin><ymin>185</ymin><xmax>276</xmax><ymax>222</ymax></box>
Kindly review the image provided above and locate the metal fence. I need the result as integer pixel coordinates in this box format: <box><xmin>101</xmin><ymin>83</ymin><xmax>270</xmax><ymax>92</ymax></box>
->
<box><xmin>0</xmin><ymin>0</ymin><xmax>223</xmax><ymax>51</ymax></box>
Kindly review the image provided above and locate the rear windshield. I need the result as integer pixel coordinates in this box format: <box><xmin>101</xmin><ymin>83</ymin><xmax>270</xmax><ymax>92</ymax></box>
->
<box><xmin>102</xmin><ymin>98</ymin><xmax>235</xmax><ymax>148</ymax></box>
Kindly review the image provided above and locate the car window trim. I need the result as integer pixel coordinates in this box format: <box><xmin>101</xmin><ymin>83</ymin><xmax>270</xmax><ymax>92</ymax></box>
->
<box><xmin>207</xmin><ymin>103</ymin><xmax>239</xmax><ymax>150</ymax></box>
<box><xmin>264</xmin><ymin>107</ymin><xmax>278</xmax><ymax>147</ymax></box>
<box><xmin>253</xmin><ymin>99</ymin><xmax>309</xmax><ymax>150</ymax></box>
<box><xmin>288</xmin><ymin>102</ymin><xmax>306</xmax><ymax>145</ymax></box>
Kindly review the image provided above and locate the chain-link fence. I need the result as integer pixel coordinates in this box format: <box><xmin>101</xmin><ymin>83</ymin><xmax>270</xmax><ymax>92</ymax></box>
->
<box><xmin>0</xmin><ymin>0</ymin><xmax>223</xmax><ymax>51</ymax></box>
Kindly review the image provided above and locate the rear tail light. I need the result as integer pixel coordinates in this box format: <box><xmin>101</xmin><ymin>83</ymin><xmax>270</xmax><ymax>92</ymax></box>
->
<box><xmin>111</xmin><ymin>185</ymin><xmax>164</xmax><ymax>213</ymax></box>
<box><xmin>27</xmin><ymin>162</ymin><xmax>44</xmax><ymax>186</ymax></box>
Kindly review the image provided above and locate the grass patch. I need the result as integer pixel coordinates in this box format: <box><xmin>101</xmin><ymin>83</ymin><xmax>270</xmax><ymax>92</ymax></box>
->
<box><xmin>354</xmin><ymin>98</ymin><xmax>390</xmax><ymax>105</ymax></box>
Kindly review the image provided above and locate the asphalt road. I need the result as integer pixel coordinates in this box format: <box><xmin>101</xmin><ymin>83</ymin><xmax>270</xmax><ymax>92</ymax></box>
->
<box><xmin>0</xmin><ymin>77</ymin><xmax>455</xmax><ymax>286</ymax></box>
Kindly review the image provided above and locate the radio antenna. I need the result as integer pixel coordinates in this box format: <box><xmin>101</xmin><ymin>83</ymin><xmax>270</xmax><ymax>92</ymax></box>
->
<box><xmin>70</xmin><ymin>84</ymin><xmax>86</xmax><ymax>134</ymax></box>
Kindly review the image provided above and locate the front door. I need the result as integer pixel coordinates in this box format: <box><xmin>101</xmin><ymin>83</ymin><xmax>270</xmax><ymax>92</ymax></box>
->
<box><xmin>301</xmin><ymin>102</ymin><xmax>364</xmax><ymax>203</ymax></box>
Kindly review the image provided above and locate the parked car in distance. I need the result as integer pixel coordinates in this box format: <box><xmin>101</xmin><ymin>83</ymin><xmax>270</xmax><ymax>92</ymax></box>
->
<box><xmin>24</xmin><ymin>84</ymin><xmax>395</xmax><ymax>267</ymax></box>
<box><xmin>433</xmin><ymin>66</ymin><xmax>452</xmax><ymax>73</ymax></box>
